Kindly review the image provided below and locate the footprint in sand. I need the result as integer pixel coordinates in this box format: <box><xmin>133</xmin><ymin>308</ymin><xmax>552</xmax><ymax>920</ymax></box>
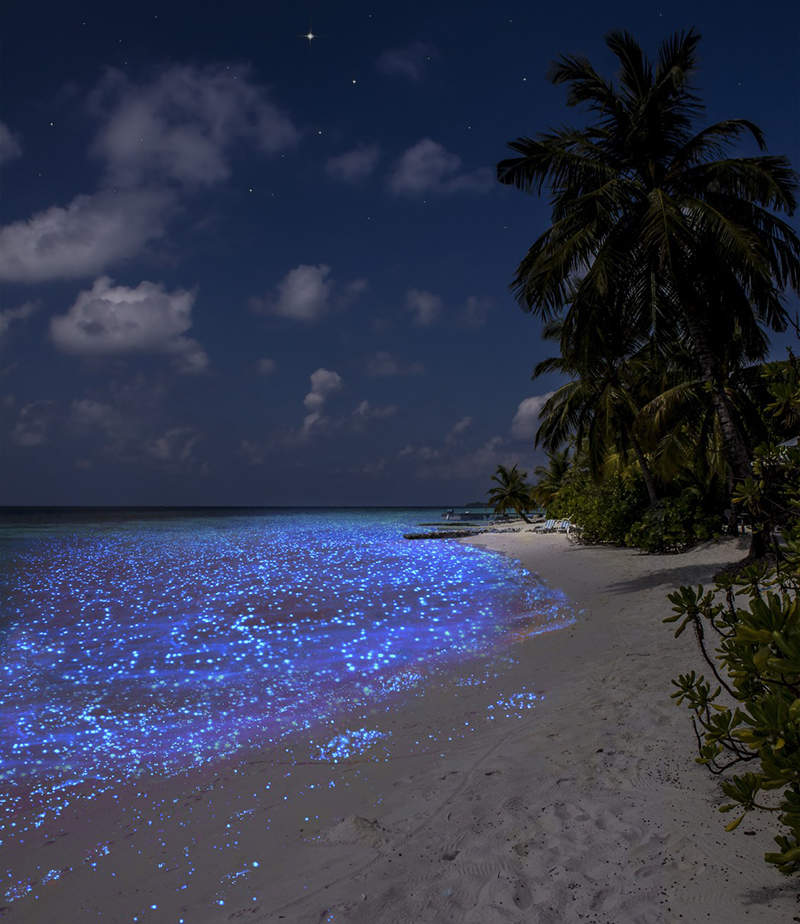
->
<box><xmin>512</xmin><ymin>880</ymin><xmax>533</xmax><ymax>909</ymax></box>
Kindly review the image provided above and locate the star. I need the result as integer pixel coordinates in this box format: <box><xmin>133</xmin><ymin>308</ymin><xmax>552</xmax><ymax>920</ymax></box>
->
<box><xmin>304</xmin><ymin>31</ymin><xmax>316</xmax><ymax>42</ymax></box>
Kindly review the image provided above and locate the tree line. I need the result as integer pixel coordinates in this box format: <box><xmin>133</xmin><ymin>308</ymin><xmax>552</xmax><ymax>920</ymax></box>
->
<box><xmin>490</xmin><ymin>29</ymin><xmax>799</xmax><ymax>556</ymax></box>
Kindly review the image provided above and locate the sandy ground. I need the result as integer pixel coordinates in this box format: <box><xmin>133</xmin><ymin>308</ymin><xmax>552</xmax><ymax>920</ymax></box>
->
<box><xmin>4</xmin><ymin>530</ymin><xmax>798</xmax><ymax>922</ymax></box>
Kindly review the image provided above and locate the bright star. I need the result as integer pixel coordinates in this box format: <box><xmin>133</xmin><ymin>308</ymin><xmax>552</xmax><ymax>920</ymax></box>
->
<box><xmin>305</xmin><ymin>31</ymin><xmax>315</xmax><ymax>42</ymax></box>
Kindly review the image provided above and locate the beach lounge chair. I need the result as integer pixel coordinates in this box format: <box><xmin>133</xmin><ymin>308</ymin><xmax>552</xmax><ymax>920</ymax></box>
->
<box><xmin>534</xmin><ymin>519</ymin><xmax>556</xmax><ymax>533</ymax></box>
<box><xmin>554</xmin><ymin>519</ymin><xmax>571</xmax><ymax>533</ymax></box>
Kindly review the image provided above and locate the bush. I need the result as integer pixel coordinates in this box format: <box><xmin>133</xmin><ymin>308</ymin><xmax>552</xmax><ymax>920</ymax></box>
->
<box><xmin>666</xmin><ymin>528</ymin><xmax>800</xmax><ymax>875</ymax></box>
<box><xmin>547</xmin><ymin>463</ymin><xmax>649</xmax><ymax>545</ymax></box>
<box><xmin>548</xmin><ymin>462</ymin><xmax>723</xmax><ymax>551</ymax></box>
<box><xmin>625</xmin><ymin>489</ymin><xmax>723</xmax><ymax>553</ymax></box>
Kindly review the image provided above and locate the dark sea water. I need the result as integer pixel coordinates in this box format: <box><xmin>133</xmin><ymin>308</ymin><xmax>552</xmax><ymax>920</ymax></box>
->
<box><xmin>0</xmin><ymin>507</ymin><xmax>573</xmax><ymax>834</ymax></box>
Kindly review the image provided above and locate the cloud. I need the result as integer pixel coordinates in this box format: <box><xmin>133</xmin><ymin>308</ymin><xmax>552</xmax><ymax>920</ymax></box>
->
<box><xmin>460</xmin><ymin>295</ymin><xmax>494</xmax><ymax>329</ymax></box>
<box><xmin>0</xmin><ymin>300</ymin><xmax>39</xmax><ymax>340</ymax></box>
<box><xmin>255</xmin><ymin>357</ymin><xmax>277</xmax><ymax>376</ymax></box>
<box><xmin>0</xmin><ymin>122</ymin><xmax>22</xmax><ymax>164</ymax></box>
<box><xmin>415</xmin><ymin>436</ymin><xmax>520</xmax><ymax>480</ymax></box>
<box><xmin>0</xmin><ymin>67</ymin><xmax>298</xmax><ymax>285</ymax></box>
<box><xmin>0</xmin><ymin>189</ymin><xmax>173</xmax><ymax>284</ymax></box>
<box><xmin>12</xmin><ymin>401</ymin><xmax>58</xmax><ymax>447</ymax></box>
<box><xmin>446</xmin><ymin>415</ymin><xmax>473</xmax><ymax>442</ymax></box>
<box><xmin>145</xmin><ymin>426</ymin><xmax>200</xmax><ymax>463</ymax></box>
<box><xmin>250</xmin><ymin>264</ymin><xmax>366</xmax><ymax>321</ymax></box>
<box><xmin>49</xmin><ymin>276</ymin><xmax>208</xmax><ymax>373</ymax></box>
<box><xmin>337</xmin><ymin>278</ymin><xmax>369</xmax><ymax>307</ymax></box>
<box><xmin>326</xmin><ymin>144</ymin><xmax>380</xmax><ymax>182</ymax></box>
<box><xmin>511</xmin><ymin>392</ymin><xmax>555</xmax><ymax>440</ymax></box>
<box><xmin>250</xmin><ymin>263</ymin><xmax>331</xmax><ymax>321</ymax></box>
<box><xmin>352</xmin><ymin>400</ymin><xmax>397</xmax><ymax>421</ymax></box>
<box><xmin>71</xmin><ymin>398</ymin><xmax>116</xmax><ymax>428</ymax></box>
<box><xmin>388</xmin><ymin>138</ymin><xmax>493</xmax><ymax>195</ymax></box>
<box><xmin>302</xmin><ymin>368</ymin><xmax>343</xmax><ymax>433</ymax></box>
<box><xmin>364</xmin><ymin>351</ymin><xmax>424</xmax><ymax>376</ymax></box>
<box><xmin>405</xmin><ymin>288</ymin><xmax>443</xmax><ymax>326</ymax></box>
<box><xmin>376</xmin><ymin>42</ymin><xmax>437</xmax><ymax>81</ymax></box>
<box><xmin>64</xmin><ymin>377</ymin><xmax>201</xmax><ymax>466</ymax></box>
<box><xmin>91</xmin><ymin>64</ymin><xmax>300</xmax><ymax>188</ymax></box>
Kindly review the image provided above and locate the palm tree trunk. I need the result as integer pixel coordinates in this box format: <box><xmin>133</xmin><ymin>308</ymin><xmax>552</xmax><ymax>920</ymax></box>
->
<box><xmin>514</xmin><ymin>503</ymin><xmax>533</xmax><ymax>523</ymax></box>
<box><xmin>630</xmin><ymin>433</ymin><xmax>659</xmax><ymax>507</ymax></box>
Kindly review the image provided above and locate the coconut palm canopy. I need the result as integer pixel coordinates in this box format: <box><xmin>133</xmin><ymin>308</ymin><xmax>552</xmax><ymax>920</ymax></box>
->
<box><xmin>486</xmin><ymin>463</ymin><xmax>534</xmax><ymax>522</ymax></box>
<box><xmin>498</xmin><ymin>29</ymin><xmax>800</xmax><ymax>487</ymax></box>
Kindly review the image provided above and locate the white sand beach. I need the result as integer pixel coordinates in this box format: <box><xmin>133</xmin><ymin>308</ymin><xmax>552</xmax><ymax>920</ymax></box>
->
<box><xmin>6</xmin><ymin>530</ymin><xmax>797</xmax><ymax>923</ymax></box>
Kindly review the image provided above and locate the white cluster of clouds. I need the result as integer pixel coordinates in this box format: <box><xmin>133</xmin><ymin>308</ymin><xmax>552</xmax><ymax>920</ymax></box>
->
<box><xmin>1</xmin><ymin>66</ymin><xmax>300</xmax><ymax>286</ymax></box>
<box><xmin>298</xmin><ymin>368</ymin><xmax>397</xmax><ymax>439</ymax></box>
<box><xmin>511</xmin><ymin>392</ymin><xmax>555</xmax><ymax>440</ymax></box>
<box><xmin>392</xmin><ymin>389</ymin><xmax>554</xmax><ymax>484</ymax></box>
<box><xmin>145</xmin><ymin>426</ymin><xmax>200</xmax><ymax>463</ymax></box>
<box><xmin>404</xmin><ymin>288</ymin><xmax>443</xmax><ymax>326</ymax></box>
<box><xmin>352</xmin><ymin>400</ymin><xmax>397</xmax><ymax>422</ymax></box>
<box><xmin>446</xmin><ymin>415</ymin><xmax>473</xmax><ymax>441</ymax></box>
<box><xmin>90</xmin><ymin>64</ymin><xmax>299</xmax><ymax>189</ymax></box>
<box><xmin>325</xmin><ymin>144</ymin><xmax>381</xmax><ymax>183</ymax></box>
<box><xmin>0</xmin><ymin>189</ymin><xmax>173</xmax><ymax>284</ymax></box>
<box><xmin>264</xmin><ymin>263</ymin><xmax>333</xmax><ymax>322</ymax></box>
<box><xmin>325</xmin><ymin>137</ymin><xmax>493</xmax><ymax>197</ymax></box>
<box><xmin>401</xmin><ymin>288</ymin><xmax>494</xmax><ymax>329</ymax></box>
<box><xmin>303</xmin><ymin>368</ymin><xmax>343</xmax><ymax>413</ymax></box>
<box><xmin>302</xmin><ymin>367</ymin><xmax>343</xmax><ymax>435</ymax></box>
<box><xmin>49</xmin><ymin>276</ymin><xmax>208</xmax><ymax>373</ymax></box>
<box><xmin>388</xmin><ymin>138</ymin><xmax>493</xmax><ymax>196</ymax></box>
<box><xmin>249</xmin><ymin>264</ymin><xmax>368</xmax><ymax>322</ymax></box>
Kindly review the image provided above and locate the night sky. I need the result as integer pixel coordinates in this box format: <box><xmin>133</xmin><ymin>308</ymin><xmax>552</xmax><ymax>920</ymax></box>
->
<box><xmin>1</xmin><ymin>0</ymin><xmax>798</xmax><ymax>506</ymax></box>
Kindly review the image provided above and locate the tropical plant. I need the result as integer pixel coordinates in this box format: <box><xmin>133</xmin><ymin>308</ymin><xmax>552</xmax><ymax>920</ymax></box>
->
<box><xmin>486</xmin><ymin>463</ymin><xmax>534</xmax><ymax>522</ymax></box>
<box><xmin>530</xmin><ymin>447</ymin><xmax>572</xmax><ymax>508</ymax></box>
<box><xmin>546</xmin><ymin>457</ymin><xmax>649</xmax><ymax>545</ymax></box>
<box><xmin>667</xmin><ymin>358</ymin><xmax>799</xmax><ymax>874</ymax></box>
<box><xmin>497</xmin><ymin>29</ymin><xmax>800</xmax><ymax>528</ymax></box>
<box><xmin>533</xmin><ymin>313</ymin><xmax>661</xmax><ymax>506</ymax></box>
<box><xmin>637</xmin><ymin>336</ymin><xmax>772</xmax><ymax>495</ymax></box>
<box><xmin>666</xmin><ymin>524</ymin><xmax>800</xmax><ymax>874</ymax></box>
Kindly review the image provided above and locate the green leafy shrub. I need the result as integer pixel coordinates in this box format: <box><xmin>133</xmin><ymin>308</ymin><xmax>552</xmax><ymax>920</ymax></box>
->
<box><xmin>625</xmin><ymin>489</ymin><xmax>723</xmax><ymax>553</ymax></box>
<box><xmin>549</xmin><ymin>461</ymin><xmax>724</xmax><ymax>551</ymax></box>
<box><xmin>666</xmin><ymin>533</ymin><xmax>800</xmax><ymax>874</ymax></box>
<box><xmin>547</xmin><ymin>463</ymin><xmax>649</xmax><ymax>545</ymax></box>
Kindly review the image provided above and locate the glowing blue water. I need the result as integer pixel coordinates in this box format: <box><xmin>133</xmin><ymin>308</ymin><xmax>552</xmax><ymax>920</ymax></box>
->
<box><xmin>0</xmin><ymin>508</ymin><xmax>569</xmax><ymax>821</ymax></box>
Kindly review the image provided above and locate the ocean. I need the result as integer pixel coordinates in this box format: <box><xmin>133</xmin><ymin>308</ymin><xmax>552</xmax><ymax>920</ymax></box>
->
<box><xmin>0</xmin><ymin>507</ymin><xmax>572</xmax><ymax>835</ymax></box>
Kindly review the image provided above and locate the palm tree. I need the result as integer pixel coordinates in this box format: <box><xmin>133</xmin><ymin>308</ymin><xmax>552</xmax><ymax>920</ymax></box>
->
<box><xmin>531</xmin><ymin>448</ymin><xmax>572</xmax><ymax>508</ymax></box>
<box><xmin>486</xmin><ymin>463</ymin><xmax>534</xmax><ymax>522</ymax></box>
<box><xmin>533</xmin><ymin>311</ymin><xmax>662</xmax><ymax>506</ymax></box>
<box><xmin>638</xmin><ymin>341</ymin><xmax>771</xmax><ymax>490</ymax></box>
<box><xmin>498</xmin><ymin>29</ymin><xmax>800</xmax><ymax>493</ymax></box>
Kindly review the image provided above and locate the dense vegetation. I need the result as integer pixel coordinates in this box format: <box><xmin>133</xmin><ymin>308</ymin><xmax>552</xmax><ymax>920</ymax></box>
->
<box><xmin>666</xmin><ymin>416</ymin><xmax>799</xmax><ymax>874</ymax></box>
<box><xmin>492</xmin><ymin>29</ymin><xmax>800</xmax><ymax>875</ymax></box>
<box><xmin>496</xmin><ymin>28</ymin><xmax>799</xmax><ymax>557</ymax></box>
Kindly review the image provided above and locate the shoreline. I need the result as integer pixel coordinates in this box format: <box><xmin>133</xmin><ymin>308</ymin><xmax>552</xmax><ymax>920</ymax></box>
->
<box><xmin>4</xmin><ymin>530</ymin><xmax>797</xmax><ymax>922</ymax></box>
